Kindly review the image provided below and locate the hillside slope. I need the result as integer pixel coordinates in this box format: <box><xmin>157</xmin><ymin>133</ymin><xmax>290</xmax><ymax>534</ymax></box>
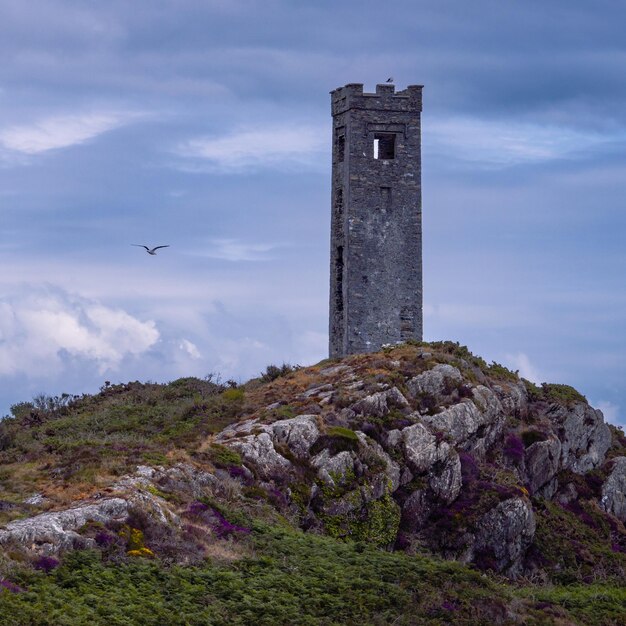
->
<box><xmin>1</xmin><ymin>341</ymin><xmax>625</xmax><ymax>624</ymax></box>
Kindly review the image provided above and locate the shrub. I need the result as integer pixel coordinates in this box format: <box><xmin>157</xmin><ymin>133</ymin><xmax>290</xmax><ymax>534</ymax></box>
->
<box><xmin>94</xmin><ymin>531</ymin><xmax>116</xmax><ymax>547</ymax></box>
<box><xmin>260</xmin><ymin>363</ymin><xmax>298</xmax><ymax>383</ymax></box>
<box><xmin>127</xmin><ymin>547</ymin><xmax>155</xmax><ymax>558</ymax></box>
<box><xmin>541</xmin><ymin>383</ymin><xmax>587</xmax><ymax>406</ymax></box>
<box><xmin>459</xmin><ymin>452</ymin><xmax>479</xmax><ymax>485</ymax></box>
<box><xmin>521</xmin><ymin>429</ymin><xmax>548</xmax><ymax>448</ymax></box>
<box><xmin>33</xmin><ymin>556</ymin><xmax>59</xmax><ymax>573</ymax></box>
<box><xmin>0</xmin><ymin>580</ymin><xmax>24</xmax><ymax>594</ymax></box>
<box><xmin>221</xmin><ymin>388</ymin><xmax>244</xmax><ymax>403</ymax></box>
<box><xmin>486</xmin><ymin>362</ymin><xmax>518</xmax><ymax>381</ymax></box>
<box><xmin>458</xmin><ymin>384</ymin><xmax>474</xmax><ymax>399</ymax></box>
<box><xmin>209</xmin><ymin>509</ymin><xmax>250</xmax><ymax>538</ymax></box>
<box><xmin>526</xmin><ymin>383</ymin><xmax>587</xmax><ymax>406</ymax></box>
<box><xmin>208</xmin><ymin>443</ymin><xmax>242</xmax><ymax>468</ymax></box>
<box><xmin>503</xmin><ymin>434</ymin><xmax>524</xmax><ymax>463</ymax></box>
<box><xmin>310</xmin><ymin>427</ymin><xmax>359</xmax><ymax>456</ymax></box>
<box><xmin>326</xmin><ymin>426</ymin><xmax>358</xmax><ymax>441</ymax></box>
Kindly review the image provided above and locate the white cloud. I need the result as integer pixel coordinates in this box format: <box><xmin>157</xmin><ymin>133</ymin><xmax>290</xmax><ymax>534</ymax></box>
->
<box><xmin>0</xmin><ymin>111</ymin><xmax>143</xmax><ymax>155</ymax></box>
<box><xmin>179</xmin><ymin>339</ymin><xmax>201</xmax><ymax>359</ymax></box>
<box><xmin>195</xmin><ymin>238</ymin><xmax>278</xmax><ymax>262</ymax></box>
<box><xmin>504</xmin><ymin>352</ymin><xmax>542</xmax><ymax>382</ymax></box>
<box><xmin>175</xmin><ymin>124</ymin><xmax>326</xmax><ymax>172</ymax></box>
<box><xmin>0</xmin><ymin>289</ymin><xmax>159</xmax><ymax>376</ymax></box>
<box><xmin>427</xmin><ymin>116</ymin><xmax>624</xmax><ymax>167</ymax></box>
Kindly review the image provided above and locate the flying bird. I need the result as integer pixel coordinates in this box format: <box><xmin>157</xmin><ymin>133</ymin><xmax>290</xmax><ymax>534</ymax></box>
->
<box><xmin>386</xmin><ymin>77</ymin><xmax>394</xmax><ymax>83</ymax></box>
<box><xmin>132</xmin><ymin>244</ymin><xmax>170</xmax><ymax>255</ymax></box>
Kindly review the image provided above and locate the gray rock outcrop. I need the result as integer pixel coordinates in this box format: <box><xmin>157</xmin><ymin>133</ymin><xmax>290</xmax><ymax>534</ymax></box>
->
<box><xmin>272</xmin><ymin>414</ymin><xmax>320</xmax><ymax>459</ymax></box>
<box><xmin>351</xmin><ymin>387</ymin><xmax>409</xmax><ymax>418</ymax></box>
<box><xmin>547</xmin><ymin>403</ymin><xmax>611</xmax><ymax>474</ymax></box>
<box><xmin>601</xmin><ymin>457</ymin><xmax>626</xmax><ymax>522</ymax></box>
<box><xmin>407</xmin><ymin>364</ymin><xmax>462</xmax><ymax>399</ymax></box>
<box><xmin>525</xmin><ymin>438</ymin><xmax>562</xmax><ymax>497</ymax></box>
<box><xmin>474</xmin><ymin>497</ymin><xmax>536</xmax><ymax>577</ymax></box>
<box><xmin>389</xmin><ymin>423</ymin><xmax>461</xmax><ymax>503</ymax></box>
<box><xmin>0</xmin><ymin>498</ymin><xmax>129</xmax><ymax>554</ymax></box>
<box><xmin>0</xmin><ymin>350</ymin><xmax>619</xmax><ymax>581</ymax></box>
<box><xmin>421</xmin><ymin>385</ymin><xmax>505</xmax><ymax>458</ymax></box>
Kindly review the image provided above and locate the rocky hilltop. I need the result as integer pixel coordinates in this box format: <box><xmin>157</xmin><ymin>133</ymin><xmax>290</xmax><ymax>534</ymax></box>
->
<box><xmin>1</xmin><ymin>342</ymin><xmax>625</xmax><ymax>624</ymax></box>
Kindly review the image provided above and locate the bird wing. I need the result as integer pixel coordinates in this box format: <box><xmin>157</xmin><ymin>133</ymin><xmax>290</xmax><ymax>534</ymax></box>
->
<box><xmin>150</xmin><ymin>245</ymin><xmax>170</xmax><ymax>252</ymax></box>
<box><xmin>131</xmin><ymin>244</ymin><xmax>150</xmax><ymax>251</ymax></box>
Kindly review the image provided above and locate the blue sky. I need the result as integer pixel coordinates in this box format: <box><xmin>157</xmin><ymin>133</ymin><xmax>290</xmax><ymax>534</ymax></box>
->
<box><xmin>0</xmin><ymin>0</ymin><xmax>624</xmax><ymax>427</ymax></box>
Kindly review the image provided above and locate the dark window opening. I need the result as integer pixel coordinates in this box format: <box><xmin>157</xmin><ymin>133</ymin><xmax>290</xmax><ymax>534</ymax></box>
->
<box><xmin>374</xmin><ymin>133</ymin><xmax>395</xmax><ymax>160</ymax></box>
<box><xmin>334</xmin><ymin>189</ymin><xmax>344</xmax><ymax>236</ymax></box>
<box><xmin>335</xmin><ymin>128</ymin><xmax>345</xmax><ymax>162</ymax></box>
<box><xmin>335</xmin><ymin>188</ymin><xmax>343</xmax><ymax>212</ymax></box>
<box><xmin>335</xmin><ymin>246</ymin><xmax>344</xmax><ymax>315</ymax></box>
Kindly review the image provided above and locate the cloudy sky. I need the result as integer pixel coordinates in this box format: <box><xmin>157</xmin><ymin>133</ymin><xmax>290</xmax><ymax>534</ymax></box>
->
<box><xmin>0</xmin><ymin>0</ymin><xmax>624</xmax><ymax>426</ymax></box>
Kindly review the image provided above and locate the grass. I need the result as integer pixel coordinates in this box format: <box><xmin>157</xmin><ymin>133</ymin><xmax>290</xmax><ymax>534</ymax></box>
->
<box><xmin>0</xmin><ymin>377</ymin><xmax>246</xmax><ymax>506</ymax></box>
<box><xmin>529</xmin><ymin>499</ymin><xmax>626</xmax><ymax>584</ymax></box>
<box><xmin>0</xmin><ymin>524</ymin><xmax>625</xmax><ymax>625</ymax></box>
<box><xmin>523</xmin><ymin>380</ymin><xmax>588</xmax><ymax>406</ymax></box>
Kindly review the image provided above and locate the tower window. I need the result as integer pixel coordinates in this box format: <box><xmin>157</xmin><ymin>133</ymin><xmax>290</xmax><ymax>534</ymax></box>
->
<box><xmin>335</xmin><ymin>245</ymin><xmax>344</xmax><ymax>315</ymax></box>
<box><xmin>335</xmin><ymin>128</ymin><xmax>345</xmax><ymax>162</ymax></box>
<box><xmin>373</xmin><ymin>133</ymin><xmax>395</xmax><ymax>160</ymax></box>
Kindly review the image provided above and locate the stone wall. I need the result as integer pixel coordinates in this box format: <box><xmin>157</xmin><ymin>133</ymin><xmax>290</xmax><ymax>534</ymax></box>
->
<box><xmin>329</xmin><ymin>83</ymin><xmax>423</xmax><ymax>357</ymax></box>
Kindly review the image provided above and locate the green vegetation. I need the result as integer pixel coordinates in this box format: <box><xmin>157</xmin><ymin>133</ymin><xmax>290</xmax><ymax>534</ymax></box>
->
<box><xmin>531</xmin><ymin>499</ymin><xmax>625</xmax><ymax>584</ymax></box>
<box><xmin>523</xmin><ymin>380</ymin><xmax>588</xmax><ymax>406</ymax></box>
<box><xmin>1</xmin><ymin>343</ymin><xmax>625</xmax><ymax>624</ymax></box>
<box><xmin>540</xmin><ymin>383</ymin><xmax>587</xmax><ymax>406</ymax></box>
<box><xmin>325</xmin><ymin>426</ymin><xmax>358</xmax><ymax>441</ymax></box>
<box><xmin>426</xmin><ymin>341</ymin><xmax>519</xmax><ymax>381</ymax></box>
<box><xmin>207</xmin><ymin>444</ymin><xmax>242</xmax><ymax>468</ymax></box>
<box><xmin>0</xmin><ymin>377</ymin><xmax>246</xmax><ymax>505</ymax></box>
<box><xmin>259</xmin><ymin>363</ymin><xmax>299</xmax><ymax>383</ymax></box>
<box><xmin>521</xmin><ymin>429</ymin><xmax>548</xmax><ymax>448</ymax></box>
<box><xmin>310</xmin><ymin>427</ymin><xmax>360</xmax><ymax>456</ymax></box>
<box><xmin>1</xmin><ymin>524</ymin><xmax>625</xmax><ymax>625</ymax></box>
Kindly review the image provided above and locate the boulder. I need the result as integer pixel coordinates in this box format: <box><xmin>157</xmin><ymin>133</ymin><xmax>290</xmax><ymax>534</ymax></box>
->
<box><xmin>406</xmin><ymin>364</ymin><xmax>462</xmax><ymax>400</ymax></box>
<box><xmin>216</xmin><ymin>418</ymin><xmax>261</xmax><ymax>440</ymax></box>
<box><xmin>398</xmin><ymin>423</ymin><xmax>448</xmax><ymax>473</ymax></box>
<box><xmin>600</xmin><ymin>457</ymin><xmax>626</xmax><ymax>522</ymax></box>
<box><xmin>393</xmin><ymin>423</ymin><xmax>461</xmax><ymax>503</ymax></box>
<box><xmin>115</xmin><ymin>464</ymin><xmax>217</xmax><ymax>499</ymax></box>
<box><xmin>428</xmin><ymin>454</ymin><xmax>462</xmax><ymax>504</ymax></box>
<box><xmin>351</xmin><ymin>387</ymin><xmax>409</xmax><ymax>418</ymax></box>
<box><xmin>421</xmin><ymin>386</ymin><xmax>504</xmax><ymax>457</ymax></box>
<box><xmin>216</xmin><ymin>414</ymin><xmax>321</xmax><ymax>479</ymax></box>
<box><xmin>355</xmin><ymin>432</ymin><xmax>401</xmax><ymax>492</ymax></box>
<box><xmin>493</xmin><ymin>381</ymin><xmax>528</xmax><ymax>418</ymax></box>
<box><xmin>401</xmin><ymin>489</ymin><xmax>431</xmax><ymax>531</ymax></box>
<box><xmin>474</xmin><ymin>497</ymin><xmax>536</xmax><ymax>576</ymax></box>
<box><xmin>525</xmin><ymin>438</ymin><xmax>561</xmax><ymax>497</ymax></box>
<box><xmin>547</xmin><ymin>403</ymin><xmax>611</xmax><ymax>473</ymax></box>
<box><xmin>224</xmin><ymin>432</ymin><xmax>292</xmax><ymax>481</ymax></box>
<box><xmin>272</xmin><ymin>414</ymin><xmax>320</xmax><ymax>459</ymax></box>
<box><xmin>311</xmin><ymin>450</ymin><xmax>354</xmax><ymax>486</ymax></box>
<box><xmin>0</xmin><ymin>498</ymin><xmax>129</xmax><ymax>554</ymax></box>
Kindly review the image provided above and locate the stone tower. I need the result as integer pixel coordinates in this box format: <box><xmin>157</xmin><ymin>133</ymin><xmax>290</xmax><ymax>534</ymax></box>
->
<box><xmin>329</xmin><ymin>82</ymin><xmax>423</xmax><ymax>358</ymax></box>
